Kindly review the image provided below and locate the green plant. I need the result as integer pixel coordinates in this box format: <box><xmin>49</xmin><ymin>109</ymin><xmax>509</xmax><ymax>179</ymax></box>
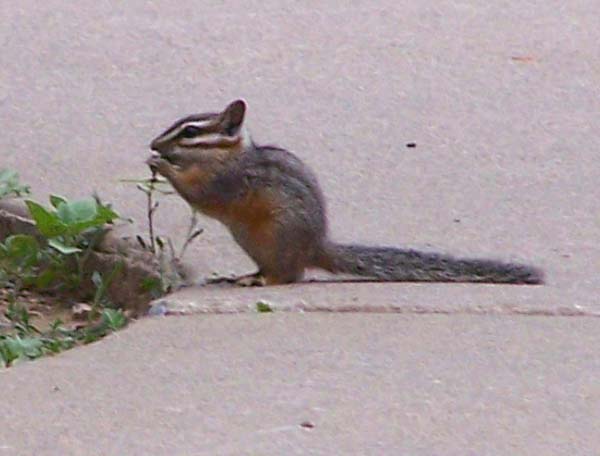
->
<box><xmin>4</xmin><ymin>301</ymin><xmax>41</xmax><ymax>336</ymax></box>
<box><xmin>0</xmin><ymin>174</ymin><xmax>131</xmax><ymax>367</ymax></box>
<box><xmin>24</xmin><ymin>195</ymin><xmax>119</xmax><ymax>289</ymax></box>
<box><xmin>256</xmin><ymin>301</ymin><xmax>274</xmax><ymax>313</ymax></box>
<box><xmin>80</xmin><ymin>308</ymin><xmax>127</xmax><ymax>344</ymax></box>
<box><xmin>122</xmin><ymin>175</ymin><xmax>203</xmax><ymax>295</ymax></box>
<box><xmin>26</xmin><ymin>195</ymin><xmax>117</xmax><ymax>254</ymax></box>
<box><xmin>122</xmin><ymin>176</ymin><xmax>174</xmax><ymax>255</ymax></box>
<box><xmin>1</xmin><ymin>195</ymin><xmax>121</xmax><ymax>312</ymax></box>
<box><xmin>0</xmin><ymin>303</ymin><xmax>127</xmax><ymax>368</ymax></box>
<box><xmin>90</xmin><ymin>263</ymin><xmax>124</xmax><ymax>312</ymax></box>
<box><xmin>0</xmin><ymin>234</ymin><xmax>42</xmax><ymax>291</ymax></box>
<box><xmin>0</xmin><ymin>169</ymin><xmax>30</xmax><ymax>200</ymax></box>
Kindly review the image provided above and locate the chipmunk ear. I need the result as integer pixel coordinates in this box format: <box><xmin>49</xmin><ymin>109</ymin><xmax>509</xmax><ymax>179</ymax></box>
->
<box><xmin>220</xmin><ymin>99</ymin><xmax>247</xmax><ymax>135</ymax></box>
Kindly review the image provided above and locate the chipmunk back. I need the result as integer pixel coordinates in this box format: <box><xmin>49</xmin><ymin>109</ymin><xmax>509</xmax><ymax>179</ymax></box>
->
<box><xmin>147</xmin><ymin>100</ymin><xmax>543</xmax><ymax>286</ymax></box>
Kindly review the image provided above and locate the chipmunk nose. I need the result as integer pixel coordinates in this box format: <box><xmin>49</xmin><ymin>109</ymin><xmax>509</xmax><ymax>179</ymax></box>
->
<box><xmin>150</xmin><ymin>138</ymin><xmax>168</xmax><ymax>154</ymax></box>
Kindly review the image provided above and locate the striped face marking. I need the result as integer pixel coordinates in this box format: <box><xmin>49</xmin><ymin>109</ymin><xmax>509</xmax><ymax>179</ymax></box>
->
<box><xmin>150</xmin><ymin>100</ymin><xmax>249</xmax><ymax>152</ymax></box>
<box><xmin>151</xmin><ymin>114</ymin><xmax>219</xmax><ymax>149</ymax></box>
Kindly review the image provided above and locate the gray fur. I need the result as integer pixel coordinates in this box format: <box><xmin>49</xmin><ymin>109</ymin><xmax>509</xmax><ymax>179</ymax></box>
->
<box><xmin>320</xmin><ymin>243</ymin><xmax>544</xmax><ymax>284</ymax></box>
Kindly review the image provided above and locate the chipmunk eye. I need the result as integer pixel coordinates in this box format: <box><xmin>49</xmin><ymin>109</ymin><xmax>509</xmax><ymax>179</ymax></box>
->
<box><xmin>180</xmin><ymin>126</ymin><xmax>202</xmax><ymax>138</ymax></box>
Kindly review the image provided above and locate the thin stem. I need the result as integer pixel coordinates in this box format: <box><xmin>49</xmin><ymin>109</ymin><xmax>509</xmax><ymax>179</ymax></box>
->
<box><xmin>79</xmin><ymin>229</ymin><xmax>105</xmax><ymax>279</ymax></box>
<box><xmin>178</xmin><ymin>209</ymin><xmax>200</xmax><ymax>259</ymax></box>
<box><xmin>147</xmin><ymin>177</ymin><xmax>157</xmax><ymax>254</ymax></box>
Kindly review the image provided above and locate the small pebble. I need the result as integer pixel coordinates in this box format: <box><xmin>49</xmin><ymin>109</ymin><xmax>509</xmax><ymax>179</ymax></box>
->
<box><xmin>148</xmin><ymin>301</ymin><xmax>168</xmax><ymax>316</ymax></box>
<box><xmin>72</xmin><ymin>303</ymin><xmax>93</xmax><ymax>321</ymax></box>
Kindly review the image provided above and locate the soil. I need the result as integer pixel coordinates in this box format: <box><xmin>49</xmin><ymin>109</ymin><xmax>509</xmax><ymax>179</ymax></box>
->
<box><xmin>0</xmin><ymin>287</ymin><xmax>80</xmax><ymax>333</ymax></box>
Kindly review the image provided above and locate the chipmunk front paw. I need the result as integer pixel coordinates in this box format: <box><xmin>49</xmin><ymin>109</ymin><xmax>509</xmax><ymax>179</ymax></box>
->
<box><xmin>146</xmin><ymin>154</ymin><xmax>171</xmax><ymax>176</ymax></box>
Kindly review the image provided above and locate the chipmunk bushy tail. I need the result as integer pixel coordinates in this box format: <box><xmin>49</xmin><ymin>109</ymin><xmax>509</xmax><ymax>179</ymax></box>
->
<box><xmin>319</xmin><ymin>243</ymin><xmax>544</xmax><ymax>284</ymax></box>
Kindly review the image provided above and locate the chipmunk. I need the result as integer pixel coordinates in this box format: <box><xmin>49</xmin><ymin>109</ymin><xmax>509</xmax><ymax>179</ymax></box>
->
<box><xmin>147</xmin><ymin>99</ymin><xmax>543</xmax><ymax>286</ymax></box>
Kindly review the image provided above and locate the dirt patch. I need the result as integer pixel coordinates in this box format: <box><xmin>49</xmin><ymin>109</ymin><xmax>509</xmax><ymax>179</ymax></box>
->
<box><xmin>1</xmin><ymin>287</ymin><xmax>91</xmax><ymax>333</ymax></box>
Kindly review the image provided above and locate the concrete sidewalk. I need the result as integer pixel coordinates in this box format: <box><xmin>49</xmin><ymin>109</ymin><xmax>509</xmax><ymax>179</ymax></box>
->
<box><xmin>3</xmin><ymin>313</ymin><xmax>600</xmax><ymax>455</ymax></box>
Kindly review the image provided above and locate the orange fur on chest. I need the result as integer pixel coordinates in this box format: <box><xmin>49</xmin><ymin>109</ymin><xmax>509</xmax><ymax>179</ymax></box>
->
<box><xmin>228</xmin><ymin>190</ymin><xmax>280</xmax><ymax>263</ymax></box>
<box><xmin>174</xmin><ymin>164</ymin><xmax>278</xmax><ymax>238</ymax></box>
<box><xmin>228</xmin><ymin>189</ymin><xmax>277</xmax><ymax>230</ymax></box>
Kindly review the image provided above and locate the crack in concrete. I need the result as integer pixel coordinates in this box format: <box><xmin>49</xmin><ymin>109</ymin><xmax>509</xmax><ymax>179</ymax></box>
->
<box><xmin>150</xmin><ymin>298</ymin><xmax>600</xmax><ymax>318</ymax></box>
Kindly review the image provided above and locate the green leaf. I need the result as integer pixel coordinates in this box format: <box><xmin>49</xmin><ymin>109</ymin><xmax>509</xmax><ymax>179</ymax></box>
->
<box><xmin>55</xmin><ymin>198</ymin><xmax>118</xmax><ymax>236</ymax></box>
<box><xmin>256</xmin><ymin>301</ymin><xmax>274</xmax><ymax>313</ymax></box>
<box><xmin>140</xmin><ymin>277</ymin><xmax>164</xmax><ymax>299</ymax></box>
<box><xmin>49</xmin><ymin>318</ymin><xmax>64</xmax><ymax>332</ymax></box>
<box><xmin>16</xmin><ymin>337</ymin><xmax>44</xmax><ymax>356</ymax></box>
<box><xmin>49</xmin><ymin>194</ymin><xmax>68</xmax><ymax>208</ymax></box>
<box><xmin>0</xmin><ymin>339</ymin><xmax>20</xmax><ymax>367</ymax></box>
<box><xmin>0</xmin><ymin>169</ymin><xmax>30</xmax><ymax>199</ymax></box>
<box><xmin>101</xmin><ymin>309</ymin><xmax>127</xmax><ymax>331</ymax></box>
<box><xmin>95</xmin><ymin>203</ymin><xmax>119</xmax><ymax>224</ymax></box>
<box><xmin>1</xmin><ymin>336</ymin><xmax>44</xmax><ymax>361</ymax></box>
<box><xmin>48</xmin><ymin>238</ymin><xmax>82</xmax><ymax>255</ymax></box>
<box><xmin>0</xmin><ymin>270</ymin><xmax>9</xmax><ymax>288</ymax></box>
<box><xmin>139</xmin><ymin>276</ymin><xmax>158</xmax><ymax>290</ymax></box>
<box><xmin>56</xmin><ymin>198</ymin><xmax>97</xmax><ymax>225</ymax></box>
<box><xmin>92</xmin><ymin>262</ymin><xmax>124</xmax><ymax>307</ymax></box>
<box><xmin>35</xmin><ymin>268</ymin><xmax>58</xmax><ymax>289</ymax></box>
<box><xmin>2</xmin><ymin>235</ymin><xmax>40</xmax><ymax>268</ymax></box>
<box><xmin>25</xmin><ymin>200</ymin><xmax>67</xmax><ymax>237</ymax></box>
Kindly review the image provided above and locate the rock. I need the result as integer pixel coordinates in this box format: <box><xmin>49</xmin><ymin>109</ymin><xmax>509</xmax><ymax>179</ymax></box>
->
<box><xmin>72</xmin><ymin>303</ymin><xmax>93</xmax><ymax>321</ymax></box>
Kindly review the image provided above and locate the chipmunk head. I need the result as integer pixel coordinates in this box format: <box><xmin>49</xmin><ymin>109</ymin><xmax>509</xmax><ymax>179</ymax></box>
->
<box><xmin>149</xmin><ymin>99</ymin><xmax>251</xmax><ymax>165</ymax></box>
